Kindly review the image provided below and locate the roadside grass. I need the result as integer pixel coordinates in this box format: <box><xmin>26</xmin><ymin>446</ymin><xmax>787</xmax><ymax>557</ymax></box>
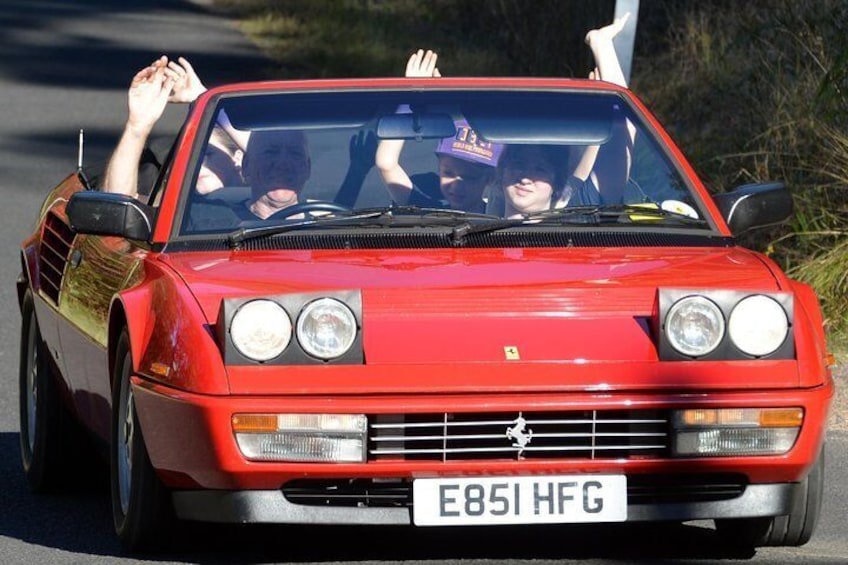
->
<box><xmin>212</xmin><ymin>0</ymin><xmax>506</xmax><ymax>78</ymax></box>
<box><xmin>211</xmin><ymin>0</ymin><xmax>847</xmax><ymax>428</ymax></box>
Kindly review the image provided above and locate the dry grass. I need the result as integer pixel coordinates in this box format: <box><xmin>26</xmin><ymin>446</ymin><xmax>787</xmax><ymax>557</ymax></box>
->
<box><xmin>211</xmin><ymin>0</ymin><xmax>848</xmax><ymax>428</ymax></box>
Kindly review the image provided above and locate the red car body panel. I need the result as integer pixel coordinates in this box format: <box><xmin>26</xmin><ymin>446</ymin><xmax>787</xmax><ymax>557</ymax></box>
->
<box><xmin>18</xmin><ymin>77</ymin><xmax>833</xmax><ymax>536</ymax></box>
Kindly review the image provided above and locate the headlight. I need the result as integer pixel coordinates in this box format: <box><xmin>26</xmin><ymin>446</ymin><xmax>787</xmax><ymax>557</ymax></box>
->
<box><xmin>665</xmin><ymin>296</ymin><xmax>725</xmax><ymax>357</ymax></box>
<box><xmin>728</xmin><ymin>295</ymin><xmax>788</xmax><ymax>356</ymax></box>
<box><xmin>230</xmin><ymin>299</ymin><xmax>292</xmax><ymax>361</ymax></box>
<box><xmin>296</xmin><ymin>298</ymin><xmax>357</xmax><ymax>360</ymax></box>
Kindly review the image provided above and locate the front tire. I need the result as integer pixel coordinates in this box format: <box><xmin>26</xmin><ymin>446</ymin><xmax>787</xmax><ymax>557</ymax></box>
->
<box><xmin>19</xmin><ymin>291</ymin><xmax>67</xmax><ymax>492</ymax></box>
<box><xmin>110</xmin><ymin>329</ymin><xmax>174</xmax><ymax>553</ymax></box>
<box><xmin>715</xmin><ymin>446</ymin><xmax>825</xmax><ymax>547</ymax></box>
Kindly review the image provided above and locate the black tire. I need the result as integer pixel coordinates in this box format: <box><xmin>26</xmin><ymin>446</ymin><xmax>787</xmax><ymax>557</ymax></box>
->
<box><xmin>110</xmin><ymin>329</ymin><xmax>174</xmax><ymax>553</ymax></box>
<box><xmin>19</xmin><ymin>291</ymin><xmax>67</xmax><ymax>492</ymax></box>
<box><xmin>715</xmin><ymin>446</ymin><xmax>825</xmax><ymax>547</ymax></box>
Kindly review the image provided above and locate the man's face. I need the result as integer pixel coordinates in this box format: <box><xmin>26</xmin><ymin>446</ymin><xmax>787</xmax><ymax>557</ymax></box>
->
<box><xmin>438</xmin><ymin>155</ymin><xmax>493</xmax><ymax>212</ymax></box>
<box><xmin>245</xmin><ymin>131</ymin><xmax>311</xmax><ymax>199</ymax></box>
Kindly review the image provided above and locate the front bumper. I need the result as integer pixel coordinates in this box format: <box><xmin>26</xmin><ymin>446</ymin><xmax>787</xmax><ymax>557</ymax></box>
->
<box><xmin>131</xmin><ymin>376</ymin><xmax>831</xmax><ymax>491</ymax></box>
<box><xmin>171</xmin><ymin>481</ymin><xmax>799</xmax><ymax>524</ymax></box>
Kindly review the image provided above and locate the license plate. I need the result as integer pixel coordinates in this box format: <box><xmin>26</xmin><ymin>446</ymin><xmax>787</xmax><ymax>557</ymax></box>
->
<box><xmin>413</xmin><ymin>475</ymin><xmax>627</xmax><ymax>526</ymax></box>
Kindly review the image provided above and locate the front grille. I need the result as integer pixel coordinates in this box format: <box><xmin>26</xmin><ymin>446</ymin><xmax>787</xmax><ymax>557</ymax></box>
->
<box><xmin>369</xmin><ymin>410</ymin><xmax>670</xmax><ymax>461</ymax></box>
<box><xmin>281</xmin><ymin>475</ymin><xmax>748</xmax><ymax>508</ymax></box>
<box><xmin>39</xmin><ymin>212</ymin><xmax>75</xmax><ymax>304</ymax></box>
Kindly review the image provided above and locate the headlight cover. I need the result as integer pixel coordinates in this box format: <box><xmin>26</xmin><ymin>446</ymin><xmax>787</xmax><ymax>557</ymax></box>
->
<box><xmin>297</xmin><ymin>298</ymin><xmax>358</xmax><ymax>360</ymax></box>
<box><xmin>230</xmin><ymin>299</ymin><xmax>292</xmax><ymax>361</ymax></box>
<box><xmin>665</xmin><ymin>295</ymin><xmax>725</xmax><ymax>357</ymax></box>
<box><xmin>219</xmin><ymin>291</ymin><xmax>363</xmax><ymax>365</ymax></box>
<box><xmin>728</xmin><ymin>295</ymin><xmax>789</xmax><ymax>356</ymax></box>
<box><xmin>657</xmin><ymin>289</ymin><xmax>794</xmax><ymax>360</ymax></box>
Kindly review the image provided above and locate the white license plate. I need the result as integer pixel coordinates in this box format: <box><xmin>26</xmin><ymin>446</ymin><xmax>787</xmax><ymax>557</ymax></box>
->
<box><xmin>413</xmin><ymin>475</ymin><xmax>627</xmax><ymax>526</ymax></box>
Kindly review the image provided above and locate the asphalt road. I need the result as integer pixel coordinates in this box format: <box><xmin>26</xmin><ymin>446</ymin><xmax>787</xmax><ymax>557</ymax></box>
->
<box><xmin>0</xmin><ymin>1</ymin><xmax>845</xmax><ymax>563</ymax></box>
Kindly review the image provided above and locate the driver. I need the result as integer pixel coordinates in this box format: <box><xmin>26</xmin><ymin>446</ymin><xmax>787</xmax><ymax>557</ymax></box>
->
<box><xmin>187</xmin><ymin>129</ymin><xmax>312</xmax><ymax>230</ymax></box>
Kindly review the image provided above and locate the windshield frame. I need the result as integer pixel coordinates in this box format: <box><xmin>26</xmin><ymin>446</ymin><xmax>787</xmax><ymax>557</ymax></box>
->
<box><xmin>165</xmin><ymin>84</ymin><xmax>723</xmax><ymax>246</ymax></box>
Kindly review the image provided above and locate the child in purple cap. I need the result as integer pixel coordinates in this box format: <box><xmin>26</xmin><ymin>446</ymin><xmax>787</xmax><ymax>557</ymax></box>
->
<box><xmin>375</xmin><ymin>50</ymin><xmax>502</xmax><ymax>214</ymax></box>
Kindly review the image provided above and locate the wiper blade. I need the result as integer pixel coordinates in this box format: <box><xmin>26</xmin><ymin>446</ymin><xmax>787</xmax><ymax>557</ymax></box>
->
<box><xmin>226</xmin><ymin>206</ymin><xmax>501</xmax><ymax>248</ymax></box>
<box><xmin>378</xmin><ymin>205</ymin><xmax>500</xmax><ymax>220</ymax></box>
<box><xmin>227</xmin><ymin>210</ymin><xmax>384</xmax><ymax>248</ymax></box>
<box><xmin>529</xmin><ymin>204</ymin><xmax>708</xmax><ymax>226</ymax></box>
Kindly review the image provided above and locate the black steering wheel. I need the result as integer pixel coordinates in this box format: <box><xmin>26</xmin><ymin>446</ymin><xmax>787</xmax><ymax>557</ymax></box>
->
<box><xmin>268</xmin><ymin>201</ymin><xmax>353</xmax><ymax>221</ymax></box>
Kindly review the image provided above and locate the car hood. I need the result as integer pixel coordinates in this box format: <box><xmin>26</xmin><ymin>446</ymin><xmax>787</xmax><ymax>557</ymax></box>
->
<box><xmin>163</xmin><ymin>246</ymin><xmax>781</xmax><ymax>366</ymax></box>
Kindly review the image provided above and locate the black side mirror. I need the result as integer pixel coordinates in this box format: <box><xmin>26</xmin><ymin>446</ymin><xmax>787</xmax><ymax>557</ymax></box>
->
<box><xmin>66</xmin><ymin>191</ymin><xmax>152</xmax><ymax>241</ymax></box>
<box><xmin>712</xmin><ymin>182</ymin><xmax>793</xmax><ymax>235</ymax></box>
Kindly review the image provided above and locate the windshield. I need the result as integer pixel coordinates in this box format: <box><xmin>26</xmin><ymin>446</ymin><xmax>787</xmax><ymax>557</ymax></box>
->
<box><xmin>176</xmin><ymin>89</ymin><xmax>711</xmax><ymax>240</ymax></box>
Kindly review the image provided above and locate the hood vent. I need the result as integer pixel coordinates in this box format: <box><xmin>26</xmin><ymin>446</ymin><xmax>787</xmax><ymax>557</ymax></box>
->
<box><xmin>168</xmin><ymin>230</ymin><xmax>733</xmax><ymax>252</ymax></box>
<box><xmin>39</xmin><ymin>212</ymin><xmax>75</xmax><ymax>304</ymax></box>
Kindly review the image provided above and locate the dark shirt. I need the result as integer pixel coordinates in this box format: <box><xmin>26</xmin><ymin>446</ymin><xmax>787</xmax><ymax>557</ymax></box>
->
<box><xmin>185</xmin><ymin>197</ymin><xmax>257</xmax><ymax>232</ymax></box>
<box><xmin>406</xmin><ymin>172</ymin><xmax>448</xmax><ymax>208</ymax></box>
<box><xmin>564</xmin><ymin>175</ymin><xmax>601</xmax><ymax>206</ymax></box>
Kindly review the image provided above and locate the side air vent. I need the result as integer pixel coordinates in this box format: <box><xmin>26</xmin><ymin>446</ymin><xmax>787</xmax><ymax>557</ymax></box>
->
<box><xmin>39</xmin><ymin>212</ymin><xmax>75</xmax><ymax>304</ymax></box>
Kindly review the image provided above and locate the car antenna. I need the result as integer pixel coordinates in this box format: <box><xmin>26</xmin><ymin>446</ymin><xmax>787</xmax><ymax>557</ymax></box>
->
<box><xmin>77</xmin><ymin>128</ymin><xmax>93</xmax><ymax>190</ymax></box>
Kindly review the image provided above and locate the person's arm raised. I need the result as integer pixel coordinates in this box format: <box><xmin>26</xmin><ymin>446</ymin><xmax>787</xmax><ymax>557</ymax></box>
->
<box><xmin>375</xmin><ymin>49</ymin><xmax>441</xmax><ymax>204</ymax></box>
<box><xmin>102</xmin><ymin>57</ymin><xmax>175</xmax><ymax>200</ymax></box>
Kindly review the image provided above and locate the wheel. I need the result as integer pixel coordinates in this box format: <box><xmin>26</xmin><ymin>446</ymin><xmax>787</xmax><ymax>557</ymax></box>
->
<box><xmin>715</xmin><ymin>446</ymin><xmax>825</xmax><ymax>547</ymax></box>
<box><xmin>110</xmin><ymin>329</ymin><xmax>174</xmax><ymax>552</ymax></box>
<box><xmin>267</xmin><ymin>200</ymin><xmax>352</xmax><ymax>220</ymax></box>
<box><xmin>19</xmin><ymin>291</ymin><xmax>68</xmax><ymax>492</ymax></box>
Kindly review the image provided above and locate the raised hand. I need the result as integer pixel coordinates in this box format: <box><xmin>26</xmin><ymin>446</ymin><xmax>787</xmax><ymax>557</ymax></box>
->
<box><xmin>126</xmin><ymin>56</ymin><xmax>175</xmax><ymax>135</ymax></box>
<box><xmin>585</xmin><ymin>12</ymin><xmax>630</xmax><ymax>47</ymax></box>
<box><xmin>405</xmin><ymin>49</ymin><xmax>441</xmax><ymax>78</ymax></box>
<box><xmin>166</xmin><ymin>56</ymin><xmax>207</xmax><ymax>103</ymax></box>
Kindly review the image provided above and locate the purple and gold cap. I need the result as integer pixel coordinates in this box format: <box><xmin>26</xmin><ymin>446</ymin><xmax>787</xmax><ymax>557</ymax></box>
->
<box><xmin>436</xmin><ymin>119</ymin><xmax>503</xmax><ymax>167</ymax></box>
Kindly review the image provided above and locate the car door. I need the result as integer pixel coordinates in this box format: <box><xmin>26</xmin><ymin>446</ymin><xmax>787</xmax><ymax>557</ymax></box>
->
<box><xmin>56</xmin><ymin>229</ymin><xmax>145</xmax><ymax>440</ymax></box>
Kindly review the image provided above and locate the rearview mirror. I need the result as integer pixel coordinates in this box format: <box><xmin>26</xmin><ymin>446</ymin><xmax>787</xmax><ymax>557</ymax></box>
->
<box><xmin>376</xmin><ymin>112</ymin><xmax>457</xmax><ymax>140</ymax></box>
<box><xmin>713</xmin><ymin>182</ymin><xmax>793</xmax><ymax>235</ymax></box>
<box><xmin>66</xmin><ymin>191</ymin><xmax>152</xmax><ymax>241</ymax></box>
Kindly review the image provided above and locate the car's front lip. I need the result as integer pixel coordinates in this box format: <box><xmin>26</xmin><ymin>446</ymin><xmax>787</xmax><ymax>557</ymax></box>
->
<box><xmin>130</xmin><ymin>376</ymin><xmax>832</xmax><ymax>491</ymax></box>
<box><xmin>171</xmin><ymin>482</ymin><xmax>800</xmax><ymax>525</ymax></box>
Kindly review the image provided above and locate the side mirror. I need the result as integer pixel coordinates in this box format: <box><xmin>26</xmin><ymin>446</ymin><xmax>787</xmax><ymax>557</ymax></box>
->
<box><xmin>712</xmin><ymin>182</ymin><xmax>793</xmax><ymax>235</ymax></box>
<box><xmin>66</xmin><ymin>191</ymin><xmax>152</xmax><ymax>241</ymax></box>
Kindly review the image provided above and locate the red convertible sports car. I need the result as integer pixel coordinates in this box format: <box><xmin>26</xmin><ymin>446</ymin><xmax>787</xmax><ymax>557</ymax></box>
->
<box><xmin>18</xmin><ymin>77</ymin><xmax>833</xmax><ymax>553</ymax></box>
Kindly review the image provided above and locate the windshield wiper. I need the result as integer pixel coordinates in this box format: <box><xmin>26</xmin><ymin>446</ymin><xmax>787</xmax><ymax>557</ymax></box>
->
<box><xmin>227</xmin><ymin>210</ymin><xmax>385</xmax><ymax>248</ymax></box>
<box><xmin>226</xmin><ymin>205</ymin><xmax>502</xmax><ymax>248</ymax></box>
<box><xmin>448</xmin><ymin>204</ymin><xmax>709</xmax><ymax>244</ymax></box>
<box><xmin>529</xmin><ymin>204</ymin><xmax>708</xmax><ymax>226</ymax></box>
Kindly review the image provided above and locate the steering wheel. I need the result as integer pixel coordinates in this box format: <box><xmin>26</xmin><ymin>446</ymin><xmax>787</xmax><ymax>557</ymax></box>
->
<box><xmin>268</xmin><ymin>201</ymin><xmax>353</xmax><ymax>221</ymax></box>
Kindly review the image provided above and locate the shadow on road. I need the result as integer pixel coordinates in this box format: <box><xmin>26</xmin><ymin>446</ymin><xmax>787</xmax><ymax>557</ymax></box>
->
<box><xmin>0</xmin><ymin>0</ymin><xmax>274</xmax><ymax>188</ymax></box>
<box><xmin>0</xmin><ymin>0</ymin><xmax>273</xmax><ymax>91</ymax></box>
<box><xmin>1</xmin><ymin>432</ymin><xmax>759</xmax><ymax>562</ymax></box>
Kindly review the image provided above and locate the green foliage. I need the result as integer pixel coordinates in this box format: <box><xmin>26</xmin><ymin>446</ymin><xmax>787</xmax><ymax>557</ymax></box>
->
<box><xmin>214</xmin><ymin>0</ymin><xmax>848</xmax><ymax>336</ymax></box>
<box><xmin>633</xmin><ymin>0</ymin><xmax>848</xmax><ymax>335</ymax></box>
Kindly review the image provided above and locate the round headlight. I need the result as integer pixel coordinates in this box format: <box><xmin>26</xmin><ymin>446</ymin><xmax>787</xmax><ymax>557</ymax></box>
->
<box><xmin>296</xmin><ymin>298</ymin><xmax>357</xmax><ymax>360</ymax></box>
<box><xmin>729</xmin><ymin>295</ymin><xmax>788</xmax><ymax>356</ymax></box>
<box><xmin>230</xmin><ymin>300</ymin><xmax>292</xmax><ymax>362</ymax></box>
<box><xmin>665</xmin><ymin>296</ymin><xmax>725</xmax><ymax>357</ymax></box>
